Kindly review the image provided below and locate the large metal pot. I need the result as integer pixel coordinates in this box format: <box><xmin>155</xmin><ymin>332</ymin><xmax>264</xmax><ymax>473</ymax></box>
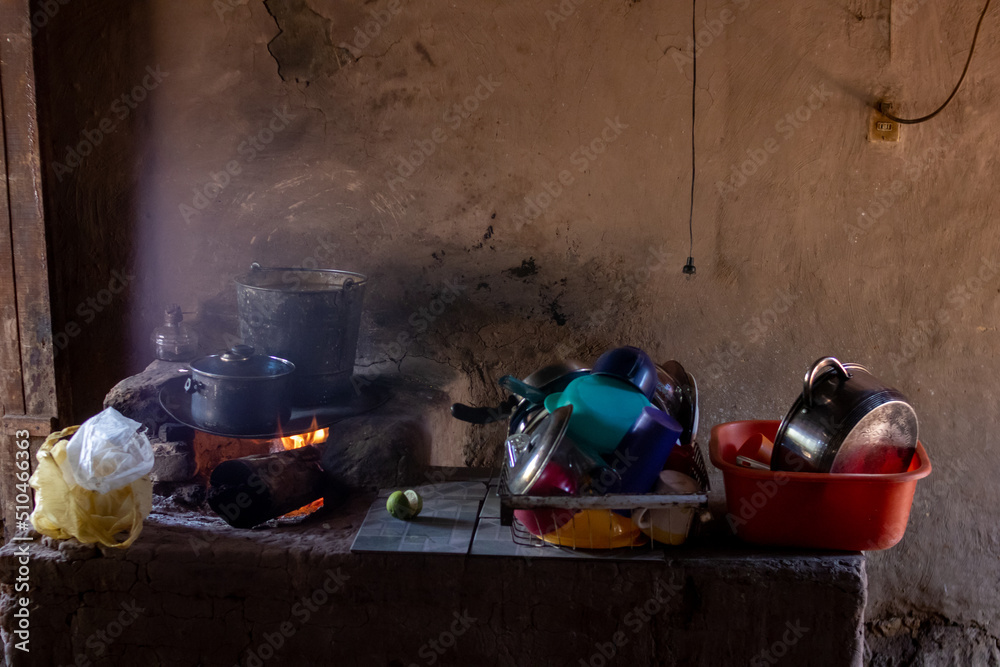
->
<box><xmin>235</xmin><ymin>263</ymin><xmax>367</xmax><ymax>406</ymax></box>
<box><xmin>186</xmin><ymin>345</ymin><xmax>295</xmax><ymax>435</ymax></box>
<box><xmin>772</xmin><ymin>356</ymin><xmax>918</xmax><ymax>474</ymax></box>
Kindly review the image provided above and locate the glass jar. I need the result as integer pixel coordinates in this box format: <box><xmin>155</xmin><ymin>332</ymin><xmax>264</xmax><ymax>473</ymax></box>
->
<box><xmin>151</xmin><ymin>305</ymin><xmax>198</xmax><ymax>361</ymax></box>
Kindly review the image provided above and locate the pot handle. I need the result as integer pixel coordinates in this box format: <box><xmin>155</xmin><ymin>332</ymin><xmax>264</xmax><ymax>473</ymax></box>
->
<box><xmin>222</xmin><ymin>345</ymin><xmax>255</xmax><ymax>361</ymax></box>
<box><xmin>249</xmin><ymin>262</ymin><xmax>301</xmax><ymax>273</ymax></box>
<box><xmin>803</xmin><ymin>356</ymin><xmax>851</xmax><ymax>407</ymax></box>
<box><xmin>248</xmin><ymin>262</ymin><xmax>364</xmax><ymax>289</ymax></box>
<box><xmin>184</xmin><ymin>377</ymin><xmax>204</xmax><ymax>394</ymax></box>
<box><xmin>450</xmin><ymin>395</ymin><xmax>519</xmax><ymax>424</ymax></box>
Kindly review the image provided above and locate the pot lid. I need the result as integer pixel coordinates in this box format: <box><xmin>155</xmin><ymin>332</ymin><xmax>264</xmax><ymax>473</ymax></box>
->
<box><xmin>507</xmin><ymin>405</ymin><xmax>573</xmax><ymax>496</ymax></box>
<box><xmin>189</xmin><ymin>345</ymin><xmax>295</xmax><ymax>379</ymax></box>
<box><xmin>832</xmin><ymin>400</ymin><xmax>918</xmax><ymax>473</ymax></box>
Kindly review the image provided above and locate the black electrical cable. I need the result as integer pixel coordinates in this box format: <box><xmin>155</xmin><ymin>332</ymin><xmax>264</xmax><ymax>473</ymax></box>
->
<box><xmin>880</xmin><ymin>0</ymin><xmax>993</xmax><ymax>125</ymax></box>
<box><xmin>683</xmin><ymin>0</ymin><xmax>697</xmax><ymax>275</ymax></box>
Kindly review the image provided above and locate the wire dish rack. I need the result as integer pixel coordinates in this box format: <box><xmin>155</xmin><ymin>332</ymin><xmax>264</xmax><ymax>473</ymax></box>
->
<box><xmin>498</xmin><ymin>444</ymin><xmax>711</xmax><ymax>551</ymax></box>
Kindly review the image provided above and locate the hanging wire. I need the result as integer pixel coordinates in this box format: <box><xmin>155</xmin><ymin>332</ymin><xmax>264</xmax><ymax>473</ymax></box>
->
<box><xmin>879</xmin><ymin>0</ymin><xmax>993</xmax><ymax>124</ymax></box>
<box><xmin>683</xmin><ymin>0</ymin><xmax>697</xmax><ymax>275</ymax></box>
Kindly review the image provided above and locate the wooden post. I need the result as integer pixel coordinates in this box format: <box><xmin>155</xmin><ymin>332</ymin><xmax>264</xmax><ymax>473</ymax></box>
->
<box><xmin>0</xmin><ymin>0</ymin><xmax>60</xmax><ymax>541</ymax></box>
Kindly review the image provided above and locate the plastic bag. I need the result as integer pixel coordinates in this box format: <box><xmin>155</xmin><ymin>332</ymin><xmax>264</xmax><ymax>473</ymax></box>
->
<box><xmin>29</xmin><ymin>425</ymin><xmax>153</xmax><ymax>548</ymax></box>
<box><xmin>64</xmin><ymin>407</ymin><xmax>154</xmax><ymax>494</ymax></box>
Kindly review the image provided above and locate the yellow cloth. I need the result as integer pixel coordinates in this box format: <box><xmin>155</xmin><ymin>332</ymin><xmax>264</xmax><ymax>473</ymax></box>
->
<box><xmin>29</xmin><ymin>426</ymin><xmax>152</xmax><ymax>548</ymax></box>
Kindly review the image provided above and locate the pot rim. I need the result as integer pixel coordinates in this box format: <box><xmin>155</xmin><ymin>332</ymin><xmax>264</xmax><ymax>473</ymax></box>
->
<box><xmin>234</xmin><ymin>265</ymin><xmax>369</xmax><ymax>294</ymax></box>
<box><xmin>773</xmin><ymin>361</ymin><xmax>868</xmax><ymax>460</ymax></box>
<box><xmin>189</xmin><ymin>354</ymin><xmax>295</xmax><ymax>380</ymax></box>
<box><xmin>507</xmin><ymin>405</ymin><xmax>574</xmax><ymax>495</ymax></box>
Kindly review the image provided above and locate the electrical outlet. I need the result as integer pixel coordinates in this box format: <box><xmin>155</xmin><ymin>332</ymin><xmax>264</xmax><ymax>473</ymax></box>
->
<box><xmin>869</xmin><ymin>104</ymin><xmax>900</xmax><ymax>142</ymax></box>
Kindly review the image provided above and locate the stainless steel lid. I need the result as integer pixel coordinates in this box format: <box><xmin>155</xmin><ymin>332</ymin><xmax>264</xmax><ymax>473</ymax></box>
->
<box><xmin>189</xmin><ymin>345</ymin><xmax>295</xmax><ymax>379</ymax></box>
<box><xmin>832</xmin><ymin>399</ymin><xmax>918</xmax><ymax>473</ymax></box>
<box><xmin>506</xmin><ymin>405</ymin><xmax>573</xmax><ymax>496</ymax></box>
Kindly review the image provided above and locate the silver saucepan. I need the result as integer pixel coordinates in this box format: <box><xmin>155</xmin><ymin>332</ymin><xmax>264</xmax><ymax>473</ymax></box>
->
<box><xmin>772</xmin><ymin>356</ymin><xmax>918</xmax><ymax>474</ymax></box>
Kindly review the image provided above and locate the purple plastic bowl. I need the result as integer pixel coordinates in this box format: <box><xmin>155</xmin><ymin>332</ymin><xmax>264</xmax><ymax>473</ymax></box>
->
<box><xmin>592</xmin><ymin>346</ymin><xmax>657</xmax><ymax>399</ymax></box>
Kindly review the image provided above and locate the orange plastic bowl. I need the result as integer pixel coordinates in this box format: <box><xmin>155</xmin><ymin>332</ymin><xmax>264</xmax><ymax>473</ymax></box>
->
<box><xmin>709</xmin><ymin>420</ymin><xmax>931</xmax><ymax>551</ymax></box>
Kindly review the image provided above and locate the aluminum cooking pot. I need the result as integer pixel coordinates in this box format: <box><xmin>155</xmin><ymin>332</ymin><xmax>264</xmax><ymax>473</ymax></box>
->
<box><xmin>772</xmin><ymin>356</ymin><xmax>918</xmax><ymax>474</ymax></box>
<box><xmin>186</xmin><ymin>345</ymin><xmax>295</xmax><ymax>436</ymax></box>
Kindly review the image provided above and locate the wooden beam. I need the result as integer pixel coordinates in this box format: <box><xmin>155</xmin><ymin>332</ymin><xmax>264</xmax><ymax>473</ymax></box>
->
<box><xmin>0</xmin><ymin>54</ymin><xmax>25</xmax><ymax>421</ymax></box>
<box><xmin>2</xmin><ymin>414</ymin><xmax>57</xmax><ymax>437</ymax></box>
<box><xmin>0</xmin><ymin>0</ymin><xmax>60</xmax><ymax>541</ymax></box>
<box><xmin>0</xmin><ymin>0</ymin><xmax>58</xmax><ymax>421</ymax></box>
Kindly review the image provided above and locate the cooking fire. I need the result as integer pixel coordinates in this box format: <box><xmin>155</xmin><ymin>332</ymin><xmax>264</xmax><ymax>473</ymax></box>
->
<box><xmin>276</xmin><ymin>423</ymin><xmax>330</xmax><ymax>517</ymax></box>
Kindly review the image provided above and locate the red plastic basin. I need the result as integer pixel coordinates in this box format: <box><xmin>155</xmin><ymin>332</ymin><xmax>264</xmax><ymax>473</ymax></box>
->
<box><xmin>709</xmin><ymin>420</ymin><xmax>931</xmax><ymax>551</ymax></box>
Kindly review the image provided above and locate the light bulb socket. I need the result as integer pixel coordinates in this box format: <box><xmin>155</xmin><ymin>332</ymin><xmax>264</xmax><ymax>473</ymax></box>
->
<box><xmin>682</xmin><ymin>257</ymin><xmax>696</xmax><ymax>275</ymax></box>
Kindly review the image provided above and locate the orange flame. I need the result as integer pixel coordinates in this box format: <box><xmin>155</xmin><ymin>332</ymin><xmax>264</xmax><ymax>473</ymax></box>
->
<box><xmin>276</xmin><ymin>418</ymin><xmax>329</xmax><ymax>517</ymax></box>
<box><xmin>280</xmin><ymin>419</ymin><xmax>330</xmax><ymax>451</ymax></box>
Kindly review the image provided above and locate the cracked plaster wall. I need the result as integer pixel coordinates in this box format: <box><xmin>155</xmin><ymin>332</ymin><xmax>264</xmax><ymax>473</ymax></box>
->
<box><xmin>32</xmin><ymin>0</ymin><xmax>1000</xmax><ymax>657</ymax></box>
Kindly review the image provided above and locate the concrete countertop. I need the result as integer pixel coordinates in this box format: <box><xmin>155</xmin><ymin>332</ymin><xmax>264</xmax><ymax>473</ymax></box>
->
<box><xmin>0</xmin><ymin>489</ymin><xmax>866</xmax><ymax>666</ymax></box>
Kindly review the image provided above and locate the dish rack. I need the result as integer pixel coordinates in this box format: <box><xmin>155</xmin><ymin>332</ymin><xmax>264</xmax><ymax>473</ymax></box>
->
<box><xmin>498</xmin><ymin>444</ymin><xmax>711</xmax><ymax>551</ymax></box>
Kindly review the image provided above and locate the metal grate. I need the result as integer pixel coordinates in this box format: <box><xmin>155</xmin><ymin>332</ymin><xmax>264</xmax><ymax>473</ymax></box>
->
<box><xmin>498</xmin><ymin>444</ymin><xmax>711</xmax><ymax>551</ymax></box>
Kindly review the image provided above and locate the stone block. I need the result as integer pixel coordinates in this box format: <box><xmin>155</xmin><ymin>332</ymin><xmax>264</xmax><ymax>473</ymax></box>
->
<box><xmin>321</xmin><ymin>415</ymin><xmax>427</xmax><ymax>490</ymax></box>
<box><xmin>151</xmin><ymin>440</ymin><xmax>196</xmax><ymax>482</ymax></box>
<box><xmin>158</xmin><ymin>422</ymin><xmax>195</xmax><ymax>443</ymax></box>
<box><xmin>103</xmin><ymin>360</ymin><xmax>189</xmax><ymax>433</ymax></box>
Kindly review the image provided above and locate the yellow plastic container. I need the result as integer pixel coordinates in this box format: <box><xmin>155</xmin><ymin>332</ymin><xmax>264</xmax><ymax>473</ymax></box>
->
<box><xmin>541</xmin><ymin>510</ymin><xmax>647</xmax><ymax>549</ymax></box>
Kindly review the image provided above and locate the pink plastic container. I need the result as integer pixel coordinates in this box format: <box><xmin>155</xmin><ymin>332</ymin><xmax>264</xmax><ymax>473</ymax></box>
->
<box><xmin>709</xmin><ymin>420</ymin><xmax>931</xmax><ymax>551</ymax></box>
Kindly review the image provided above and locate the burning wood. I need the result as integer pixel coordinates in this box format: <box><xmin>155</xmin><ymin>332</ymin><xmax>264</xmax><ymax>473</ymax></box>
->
<box><xmin>207</xmin><ymin>444</ymin><xmax>329</xmax><ymax>529</ymax></box>
<box><xmin>275</xmin><ymin>423</ymin><xmax>330</xmax><ymax>516</ymax></box>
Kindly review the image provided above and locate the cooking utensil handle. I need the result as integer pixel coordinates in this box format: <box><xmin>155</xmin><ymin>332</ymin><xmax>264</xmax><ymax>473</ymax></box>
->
<box><xmin>248</xmin><ymin>263</ymin><xmax>364</xmax><ymax>289</ymax></box>
<box><xmin>736</xmin><ymin>455</ymin><xmax>771</xmax><ymax>470</ymax></box>
<box><xmin>184</xmin><ymin>378</ymin><xmax>204</xmax><ymax>394</ymax></box>
<box><xmin>450</xmin><ymin>403</ymin><xmax>494</xmax><ymax>424</ymax></box>
<box><xmin>450</xmin><ymin>396</ymin><xmax>517</xmax><ymax>424</ymax></box>
<box><xmin>803</xmin><ymin>356</ymin><xmax>851</xmax><ymax>407</ymax></box>
<box><xmin>252</xmin><ymin>263</ymin><xmax>336</xmax><ymax>272</ymax></box>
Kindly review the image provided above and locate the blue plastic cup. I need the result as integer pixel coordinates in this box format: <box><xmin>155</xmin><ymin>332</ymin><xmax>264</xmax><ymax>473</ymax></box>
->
<box><xmin>611</xmin><ymin>407</ymin><xmax>683</xmax><ymax>494</ymax></box>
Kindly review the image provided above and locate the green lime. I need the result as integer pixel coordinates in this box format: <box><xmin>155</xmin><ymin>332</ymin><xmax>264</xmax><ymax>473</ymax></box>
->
<box><xmin>404</xmin><ymin>489</ymin><xmax>423</xmax><ymax>515</ymax></box>
<box><xmin>386</xmin><ymin>489</ymin><xmax>423</xmax><ymax>520</ymax></box>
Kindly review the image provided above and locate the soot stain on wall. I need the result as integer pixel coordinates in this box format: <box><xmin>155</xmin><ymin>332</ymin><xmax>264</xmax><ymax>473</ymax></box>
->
<box><xmin>504</xmin><ymin>258</ymin><xmax>539</xmax><ymax>279</ymax></box>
